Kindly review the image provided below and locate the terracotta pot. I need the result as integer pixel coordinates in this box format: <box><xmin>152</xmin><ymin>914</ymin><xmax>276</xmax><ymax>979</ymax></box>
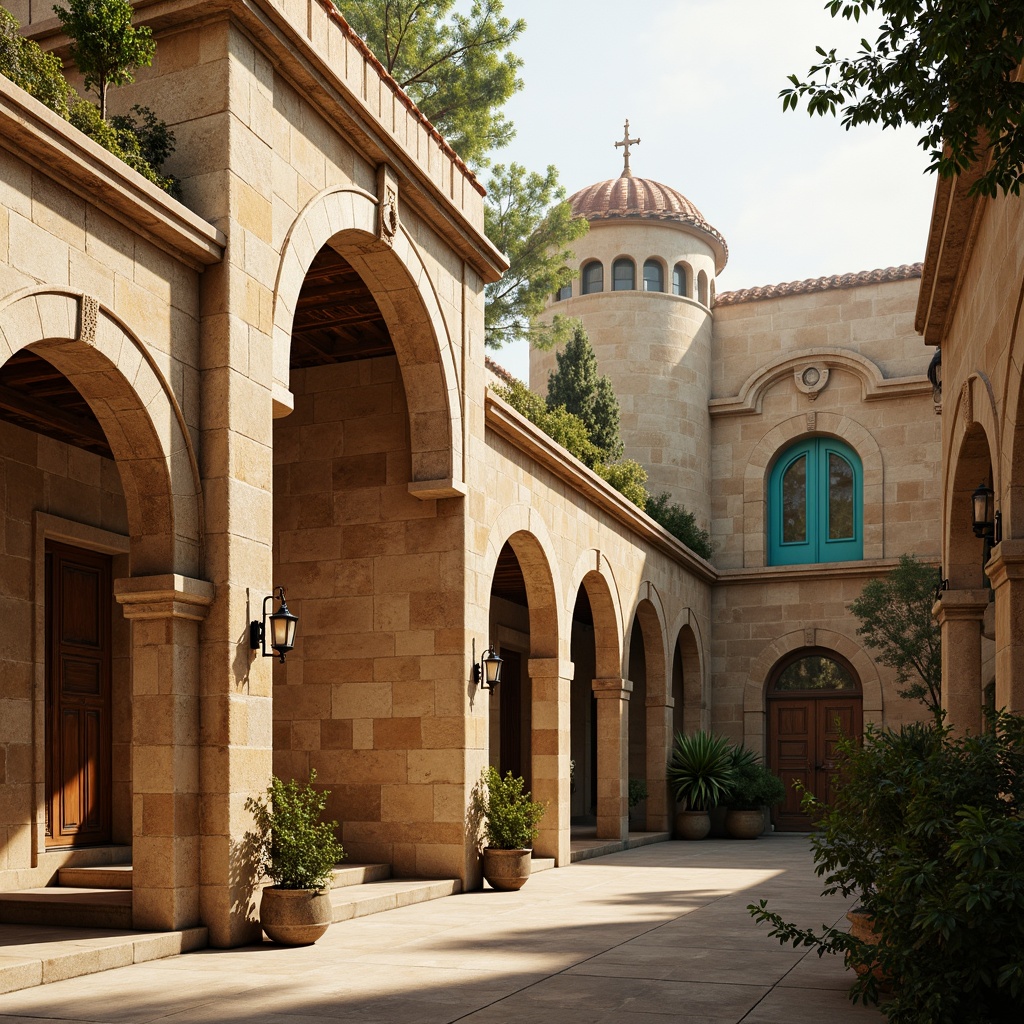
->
<box><xmin>846</xmin><ymin>908</ymin><xmax>894</xmax><ymax>993</ymax></box>
<box><xmin>674</xmin><ymin>809</ymin><xmax>711</xmax><ymax>840</ymax></box>
<box><xmin>725</xmin><ymin>808</ymin><xmax>765</xmax><ymax>839</ymax></box>
<box><xmin>482</xmin><ymin>848</ymin><xmax>532</xmax><ymax>890</ymax></box>
<box><xmin>260</xmin><ymin>886</ymin><xmax>333</xmax><ymax>946</ymax></box>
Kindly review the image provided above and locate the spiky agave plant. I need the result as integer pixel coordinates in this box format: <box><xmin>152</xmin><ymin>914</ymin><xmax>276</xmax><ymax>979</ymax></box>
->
<box><xmin>667</xmin><ymin>730</ymin><xmax>737</xmax><ymax>811</ymax></box>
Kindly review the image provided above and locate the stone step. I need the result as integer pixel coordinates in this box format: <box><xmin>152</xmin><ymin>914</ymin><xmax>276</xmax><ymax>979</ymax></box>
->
<box><xmin>328</xmin><ymin>862</ymin><xmax>391</xmax><ymax>888</ymax></box>
<box><xmin>0</xmin><ymin>923</ymin><xmax>206</xmax><ymax>997</ymax></box>
<box><xmin>57</xmin><ymin>865</ymin><xmax>133</xmax><ymax>890</ymax></box>
<box><xmin>0</xmin><ymin>888</ymin><xmax>132</xmax><ymax>929</ymax></box>
<box><xmin>530</xmin><ymin>856</ymin><xmax>555</xmax><ymax>873</ymax></box>
<box><xmin>569</xmin><ymin>831</ymin><xmax>671</xmax><ymax>863</ymax></box>
<box><xmin>326</xmin><ymin>878</ymin><xmax>461</xmax><ymax>924</ymax></box>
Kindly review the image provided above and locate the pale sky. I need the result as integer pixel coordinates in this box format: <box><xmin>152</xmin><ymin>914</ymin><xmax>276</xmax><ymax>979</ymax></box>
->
<box><xmin>487</xmin><ymin>0</ymin><xmax>936</xmax><ymax>381</ymax></box>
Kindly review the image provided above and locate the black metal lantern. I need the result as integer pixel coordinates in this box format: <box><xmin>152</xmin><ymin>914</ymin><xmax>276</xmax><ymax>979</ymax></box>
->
<box><xmin>473</xmin><ymin>644</ymin><xmax>503</xmax><ymax>691</ymax></box>
<box><xmin>972</xmin><ymin>483</ymin><xmax>995</xmax><ymax>540</ymax></box>
<box><xmin>250</xmin><ymin>586</ymin><xmax>298</xmax><ymax>663</ymax></box>
<box><xmin>927</xmin><ymin>348</ymin><xmax>941</xmax><ymax>403</ymax></box>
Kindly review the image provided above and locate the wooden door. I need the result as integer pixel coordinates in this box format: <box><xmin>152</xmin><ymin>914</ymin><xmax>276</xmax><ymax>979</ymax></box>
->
<box><xmin>769</xmin><ymin>694</ymin><xmax>862</xmax><ymax>831</ymax></box>
<box><xmin>45</xmin><ymin>542</ymin><xmax>112</xmax><ymax>847</ymax></box>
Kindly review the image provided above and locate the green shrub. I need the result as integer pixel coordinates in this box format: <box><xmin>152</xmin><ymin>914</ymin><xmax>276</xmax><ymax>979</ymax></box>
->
<box><xmin>645</xmin><ymin>491</ymin><xmax>712</xmax><ymax>559</ymax></box>
<box><xmin>0</xmin><ymin>6</ymin><xmax>71</xmax><ymax>116</ymax></box>
<box><xmin>475</xmin><ymin>766</ymin><xmax>545</xmax><ymax>850</ymax></box>
<box><xmin>628</xmin><ymin>778</ymin><xmax>648</xmax><ymax>809</ymax></box>
<box><xmin>245</xmin><ymin>771</ymin><xmax>345</xmax><ymax>891</ymax></box>
<box><xmin>727</xmin><ymin>760</ymin><xmax>785</xmax><ymax>811</ymax></box>
<box><xmin>667</xmin><ymin>730</ymin><xmax>736</xmax><ymax>811</ymax></box>
<box><xmin>748</xmin><ymin>713</ymin><xmax>1024</xmax><ymax>1023</ymax></box>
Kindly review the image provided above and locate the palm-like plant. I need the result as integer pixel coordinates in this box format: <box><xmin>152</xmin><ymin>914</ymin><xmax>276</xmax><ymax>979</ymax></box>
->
<box><xmin>667</xmin><ymin>731</ymin><xmax>737</xmax><ymax>811</ymax></box>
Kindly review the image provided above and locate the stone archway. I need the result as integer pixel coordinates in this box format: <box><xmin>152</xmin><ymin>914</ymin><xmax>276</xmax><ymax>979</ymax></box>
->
<box><xmin>272</xmin><ymin>186</ymin><xmax>464</xmax><ymax>496</ymax></box>
<box><xmin>0</xmin><ymin>287</ymin><xmax>210</xmax><ymax>935</ymax></box>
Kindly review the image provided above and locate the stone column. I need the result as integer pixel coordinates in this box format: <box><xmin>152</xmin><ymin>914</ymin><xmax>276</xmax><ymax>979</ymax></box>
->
<box><xmin>529</xmin><ymin>657</ymin><xmax>572</xmax><ymax>866</ymax></box>
<box><xmin>934</xmin><ymin>589</ymin><xmax>989</xmax><ymax>736</ymax></box>
<box><xmin>592</xmin><ymin>677</ymin><xmax>631</xmax><ymax>841</ymax></box>
<box><xmin>115</xmin><ymin>574</ymin><xmax>214</xmax><ymax>932</ymax></box>
<box><xmin>986</xmin><ymin>540</ymin><xmax>1024</xmax><ymax>713</ymax></box>
<box><xmin>645</xmin><ymin>698</ymin><xmax>673</xmax><ymax>832</ymax></box>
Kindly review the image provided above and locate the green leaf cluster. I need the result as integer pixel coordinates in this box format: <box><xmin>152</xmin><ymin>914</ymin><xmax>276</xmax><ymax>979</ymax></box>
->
<box><xmin>340</xmin><ymin>0</ymin><xmax>524</xmax><ymax>168</ymax></box>
<box><xmin>474</xmin><ymin>765</ymin><xmax>545</xmax><ymax>850</ymax></box>
<box><xmin>727</xmin><ymin>756</ymin><xmax>786</xmax><ymax>811</ymax></box>
<box><xmin>54</xmin><ymin>0</ymin><xmax>155</xmax><ymax>119</ymax></box>
<box><xmin>483</xmin><ymin>162</ymin><xmax>588</xmax><ymax>350</ymax></box>
<box><xmin>0</xmin><ymin>6</ymin><xmax>177</xmax><ymax>195</ymax></box>
<box><xmin>848</xmin><ymin>554</ymin><xmax>941</xmax><ymax>714</ymax></box>
<box><xmin>666</xmin><ymin>730</ymin><xmax>737</xmax><ymax>812</ymax></box>
<box><xmin>493</xmin><ymin>376</ymin><xmax>649</xmax><ymax>509</ymax></box>
<box><xmin>627</xmin><ymin>778</ymin><xmax>648</xmax><ymax>809</ymax></box>
<box><xmin>749</xmin><ymin>712</ymin><xmax>1024</xmax><ymax>1023</ymax></box>
<box><xmin>644</xmin><ymin>492</ymin><xmax>713</xmax><ymax>560</ymax></box>
<box><xmin>782</xmin><ymin>0</ymin><xmax>1024</xmax><ymax>197</ymax></box>
<box><xmin>245</xmin><ymin>771</ymin><xmax>346</xmax><ymax>891</ymax></box>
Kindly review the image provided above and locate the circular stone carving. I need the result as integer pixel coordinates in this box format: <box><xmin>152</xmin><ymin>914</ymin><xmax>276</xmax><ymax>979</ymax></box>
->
<box><xmin>802</xmin><ymin>366</ymin><xmax>821</xmax><ymax>387</ymax></box>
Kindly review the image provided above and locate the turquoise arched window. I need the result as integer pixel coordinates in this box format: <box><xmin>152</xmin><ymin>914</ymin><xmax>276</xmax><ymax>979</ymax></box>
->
<box><xmin>768</xmin><ymin>437</ymin><xmax>862</xmax><ymax>565</ymax></box>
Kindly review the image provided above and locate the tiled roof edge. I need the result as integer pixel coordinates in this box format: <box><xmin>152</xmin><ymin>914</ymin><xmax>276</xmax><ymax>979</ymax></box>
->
<box><xmin>485</xmin><ymin>356</ymin><xmax>520</xmax><ymax>386</ymax></box>
<box><xmin>315</xmin><ymin>0</ymin><xmax>486</xmax><ymax>197</ymax></box>
<box><xmin>715</xmin><ymin>263</ymin><xmax>923</xmax><ymax>306</ymax></box>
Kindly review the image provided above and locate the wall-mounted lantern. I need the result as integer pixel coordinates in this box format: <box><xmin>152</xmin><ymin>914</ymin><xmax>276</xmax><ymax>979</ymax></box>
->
<box><xmin>972</xmin><ymin>483</ymin><xmax>996</xmax><ymax>541</ymax></box>
<box><xmin>250</xmin><ymin>586</ymin><xmax>298</xmax><ymax>663</ymax></box>
<box><xmin>472</xmin><ymin>641</ymin><xmax>503</xmax><ymax>691</ymax></box>
<box><xmin>927</xmin><ymin>347</ymin><xmax>942</xmax><ymax>410</ymax></box>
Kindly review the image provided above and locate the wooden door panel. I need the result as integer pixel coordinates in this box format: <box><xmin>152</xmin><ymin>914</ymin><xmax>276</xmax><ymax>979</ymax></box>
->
<box><xmin>46</xmin><ymin>543</ymin><xmax>112</xmax><ymax>847</ymax></box>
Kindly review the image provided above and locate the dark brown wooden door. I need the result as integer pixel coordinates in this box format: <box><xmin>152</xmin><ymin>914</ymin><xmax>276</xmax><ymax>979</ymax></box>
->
<box><xmin>769</xmin><ymin>695</ymin><xmax>862</xmax><ymax>831</ymax></box>
<box><xmin>45</xmin><ymin>542</ymin><xmax>112</xmax><ymax>847</ymax></box>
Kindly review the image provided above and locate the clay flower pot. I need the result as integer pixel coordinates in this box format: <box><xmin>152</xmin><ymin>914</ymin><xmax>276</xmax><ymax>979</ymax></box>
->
<box><xmin>846</xmin><ymin>908</ymin><xmax>894</xmax><ymax>993</ymax></box>
<box><xmin>482</xmin><ymin>848</ymin><xmax>532</xmax><ymax>890</ymax></box>
<box><xmin>725</xmin><ymin>808</ymin><xmax>765</xmax><ymax>839</ymax></box>
<box><xmin>674</xmin><ymin>808</ymin><xmax>711</xmax><ymax>840</ymax></box>
<box><xmin>260</xmin><ymin>886</ymin><xmax>333</xmax><ymax>945</ymax></box>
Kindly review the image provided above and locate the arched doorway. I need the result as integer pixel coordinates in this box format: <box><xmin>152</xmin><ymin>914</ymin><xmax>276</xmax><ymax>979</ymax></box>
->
<box><xmin>767</xmin><ymin>649</ymin><xmax>862</xmax><ymax>831</ymax></box>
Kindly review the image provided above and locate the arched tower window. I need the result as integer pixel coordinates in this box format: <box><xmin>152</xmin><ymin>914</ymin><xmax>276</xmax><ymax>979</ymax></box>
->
<box><xmin>672</xmin><ymin>262</ymin><xmax>690</xmax><ymax>297</ymax></box>
<box><xmin>555</xmin><ymin>283</ymin><xmax>572</xmax><ymax>301</ymax></box>
<box><xmin>643</xmin><ymin>259</ymin><xmax>664</xmax><ymax>292</ymax></box>
<box><xmin>612</xmin><ymin>258</ymin><xmax>635</xmax><ymax>291</ymax></box>
<box><xmin>582</xmin><ymin>261</ymin><xmax>603</xmax><ymax>294</ymax></box>
<box><xmin>697</xmin><ymin>270</ymin><xmax>709</xmax><ymax>305</ymax></box>
<box><xmin>768</xmin><ymin>437</ymin><xmax>863</xmax><ymax>565</ymax></box>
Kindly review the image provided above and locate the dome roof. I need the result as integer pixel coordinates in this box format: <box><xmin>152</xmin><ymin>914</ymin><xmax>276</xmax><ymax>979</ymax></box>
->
<box><xmin>568</xmin><ymin>175</ymin><xmax>729</xmax><ymax>273</ymax></box>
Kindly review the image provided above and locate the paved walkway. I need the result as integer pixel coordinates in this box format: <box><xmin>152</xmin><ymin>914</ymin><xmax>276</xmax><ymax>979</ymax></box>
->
<box><xmin>0</xmin><ymin>836</ymin><xmax>880</xmax><ymax>1023</ymax></box>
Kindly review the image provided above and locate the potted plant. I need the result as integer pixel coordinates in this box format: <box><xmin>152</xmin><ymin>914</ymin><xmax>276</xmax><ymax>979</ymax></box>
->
<box><xmin>666</xmin><ymin>731</ymin><xmax>736</xmax><ymax>840</ymax></box>
<box><xmin>246</xmin><ymin>770</ymin><xmax>345</xmax><ymax>945</ymax></box>
<box><xmin>628</xmin><ymin>778</ymin><xmax>648</xmax><ymax>826</ymax></box>
<box><xmin>475</xmin><ymin>766</ymin><xmax>545</xmax><ymax>890</ymax></box>
<box><xmin>748</xmin><ymin>712</ymin><xmax>1024</xmax><ymax>1022</ymax></box>
<box><xmin>724</xmin><ymin>754</ymin><xmax>784</xmax><ymax>839</ymax></box>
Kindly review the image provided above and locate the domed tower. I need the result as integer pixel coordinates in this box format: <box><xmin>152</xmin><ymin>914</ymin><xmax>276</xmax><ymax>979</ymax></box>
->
<box><xmin>531</xmin><ymin>124</ymin><xmax>728</xmax><ymax>531</ymax></box>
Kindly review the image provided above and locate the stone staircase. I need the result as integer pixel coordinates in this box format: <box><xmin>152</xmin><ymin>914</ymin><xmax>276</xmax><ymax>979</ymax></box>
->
<box><xmin>0</xmin><ymin>860</ymin><xmax>460</xmax><ymax>930</ymax></box>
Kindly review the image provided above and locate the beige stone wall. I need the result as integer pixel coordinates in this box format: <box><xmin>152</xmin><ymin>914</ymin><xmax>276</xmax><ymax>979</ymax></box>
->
<box><xmin>0</xmin><ymin>420</ymin><xmax>131</xmax><ymax>886</ymax></box>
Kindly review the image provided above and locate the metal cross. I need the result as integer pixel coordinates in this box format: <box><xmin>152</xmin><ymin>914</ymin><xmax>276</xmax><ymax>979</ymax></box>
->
<box><xmin>614</xmin><ymin>120</ymin><xmax>640</xmax><ymax>177</ymax></box>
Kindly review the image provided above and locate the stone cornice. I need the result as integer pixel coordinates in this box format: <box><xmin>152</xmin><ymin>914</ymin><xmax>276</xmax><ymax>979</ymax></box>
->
<box><xmin>709</xmin><ymin>348</ymin><xmax>932</xmax><ymax>418</ymax></box>
<box><xmin>716</xmin><ymin>557</ymin><xmax>937</xmax><ymax>586</ymax></box>
<box><xmin>27</xmin><ymin>0</ymin><xmax>508</xmax><ymax>284</ymax></box>
<box><xmin>0</xmin><ymin>75</ymin><xmax>225</xmax><ymax>271</ymax></box>
<box><xmin>484</xmin><ymin>391</ymin><xmax>716</xmax><ymax>584</ymax></box>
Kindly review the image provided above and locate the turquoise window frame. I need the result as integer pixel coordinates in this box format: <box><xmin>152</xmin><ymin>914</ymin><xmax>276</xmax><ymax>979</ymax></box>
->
<box><xmin>768</xmin><ymin>437</ymin><xmax>863</xmax><ymax>565</ymax></box>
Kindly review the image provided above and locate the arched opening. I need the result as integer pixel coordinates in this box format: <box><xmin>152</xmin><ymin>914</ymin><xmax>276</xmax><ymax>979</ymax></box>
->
<box><xmin>570</xmin><ymin>586</ymin><xmax>596</xmax><ymax>824</ymax></box>
<box><xmin>766</xmin><ymin>648</ymin><xmax>863</xmax><ymax>831</ymax></box>
<box><xmin>630</xmin><ymin>597</ymin><xmax>669</xmax><ymax>832</ymax></box>
<box><xmin>272</xmin><ymin>238</ymin><xmax>467</xmax><ymax>875</ymax></box>
<box><xmin>672</xmin><ymin>624</ymin><xmax>703</xmax><ymax>738</ymax></box>
<box><xmin>581</xmin><ymin>261</ymin><xmax>604</xmax><ymax>294</ymax></box>
<box><xmin>612</xmin><ymin>258</ymin><xmax>636</xmax><ymax>291</ymax></box>
<box><xmin>627</xmin><ymin>616</ymin><xmax>648</xmax><ymax>830</ymax></box>
<box><xmin>672</xmin><ymin>262</ymin><xmax>691</xmax><ymax>297</ymax></box>
<box><xmin>642</xmin><ymin>259</ymin><xmax>664</xmax><ymax>292</ymax></box>
<box><xmin>697</xmin><ymin>270</ymin><xmax>709</xmax><ymax>305</ymax></box>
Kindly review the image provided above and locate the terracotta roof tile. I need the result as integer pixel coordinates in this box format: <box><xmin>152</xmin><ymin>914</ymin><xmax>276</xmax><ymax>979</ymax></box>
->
<box><xmin>715</xmin><ymin>263</ymin><xmax>923</xmax><ymax>306</ymax></box>
<box><xmin>485</xmin><ymin>356</ymin><xmax>519</xmax><ymax>386</ymax></box>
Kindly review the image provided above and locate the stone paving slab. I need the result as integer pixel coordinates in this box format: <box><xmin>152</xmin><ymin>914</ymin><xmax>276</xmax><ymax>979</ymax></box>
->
<box><xmin>0</xmin><ymin>836</ymin><xmax>884</xmax><ymax>1023</ymax></box>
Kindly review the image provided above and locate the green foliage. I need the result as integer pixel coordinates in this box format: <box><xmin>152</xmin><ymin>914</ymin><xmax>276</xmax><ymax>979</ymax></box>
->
<box><xmin>748</xmin><ymin>713</ymin><xmax>1024</xmax><ymax>1023</ymax></box>
<box><xmin>484</xmin><ymin>162</ymin><xmax>588</xmax><ymax>350</ymax></box>
<box><xmin>666</xmin><ymin>730</ymin><xmax>737</xmax><ymax>812</ymax></box>
<box><xmin>627</xmin><ymin>778</ymin><xmax>648</xmax><ymax>809</ymax></box>
<box><xmin>494</xmin><ymin>378</ymin><xmax>648</xmax><ymax>509</ymax></box>
<box><xmin>54</xmin><ymin>0</ymin><xmax>155</xmax><ymax>119</ymax></box>
<box><xmin>69</xmin><ymin>98</ymin><xmax>178</xmax><ymax>194</ymax></box>
<box><xmin>245</xmin><ymin>771</ymin><xmax>346</xmax><ymax>891</ymax></box>
<box><xmin>781</xmin><ymin>0</ymin><xmax>1024</xmax><ymax>198</ymax></box>
<box><xmin>340</xmin><ymin>0</ymin><xmax>524</xmax><ymax>168</ymax></box>
<box><xmin>645</xmin><ymin>492</ymin><xmax>713</xmax><ymax>559</ymax></box>
<box><xmin>475</xmin><ymin>765</ymin><xmax>545</xmax><ymax>850</ymax></box>
<box><xmin>727</xmin><ymin>759</ymin><xmax>786</xmax><ymax>811</ymax></box>
<box><xmin>111</xmin><ymin>103</ymin><xmax>176</xmax><ymax>170</ymax></box>
<box><xmin>546</xmin><ymin>324</ymin><xmax>623</xmax><ymax>464</ymax></box>
<box><xmin>848</xmin><ymin>554</ymin><xmax>941</xmax><ymax>713</ymax></box>
<box><xmin>0</xmin><ymin>6</ymin><xmax>71</xmax><ymax>116</ymax></box>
